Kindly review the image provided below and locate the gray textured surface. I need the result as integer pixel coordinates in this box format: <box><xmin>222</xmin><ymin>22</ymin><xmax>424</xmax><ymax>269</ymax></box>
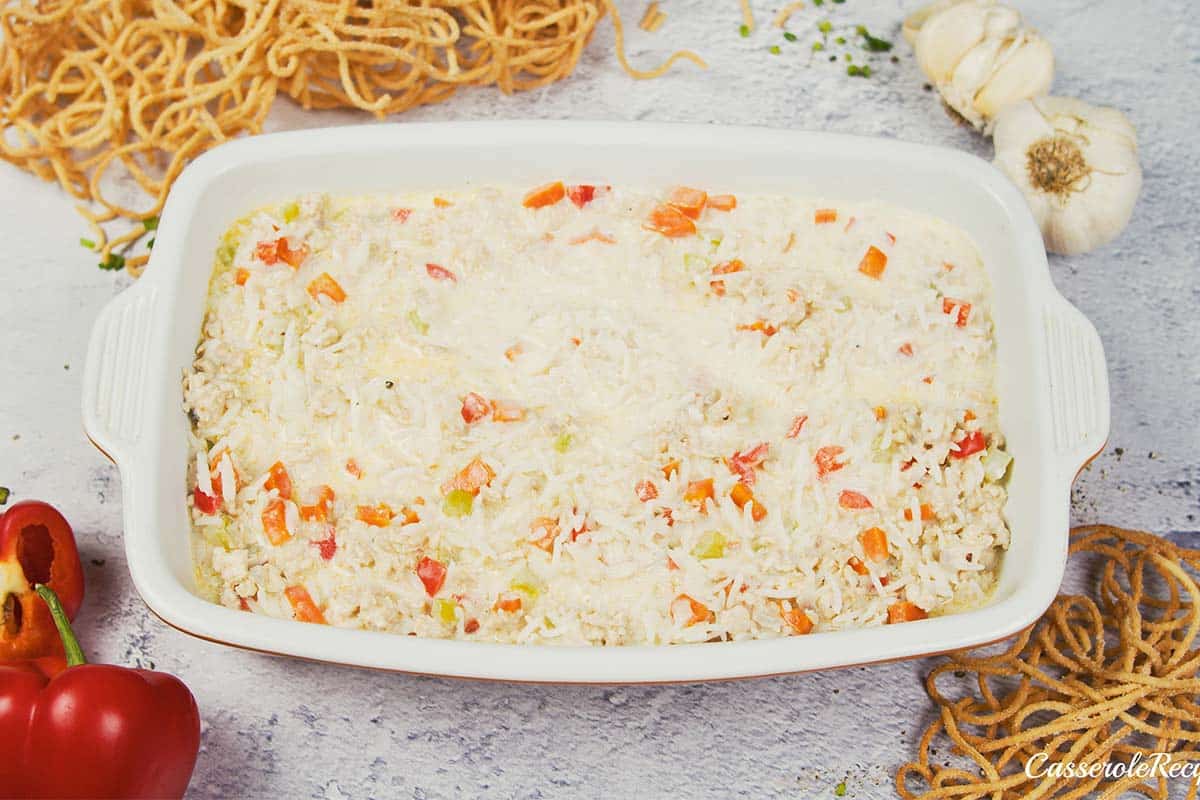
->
<box><xmin>1</xmin><ymin>1</ymin><xmax>1197</xmax><ymax>797</ymax></box>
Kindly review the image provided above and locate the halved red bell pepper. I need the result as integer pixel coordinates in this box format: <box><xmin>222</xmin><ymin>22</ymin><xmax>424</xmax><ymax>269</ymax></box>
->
<box><xmin>0</xmin><ymin>501</ymin><xmax>84</xmax><ymax>661</ymax></box>
<box><xmin>0</xmin><ymin>586</ymin><xmax>201</xmax><ymax>799</ymax></box>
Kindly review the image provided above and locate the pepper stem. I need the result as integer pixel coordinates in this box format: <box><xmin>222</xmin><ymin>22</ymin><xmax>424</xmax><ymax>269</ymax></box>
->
<box><xmin>34</xmin><ymin>584</ymin><xmax>87</xmax><ymax>667</ymax></box>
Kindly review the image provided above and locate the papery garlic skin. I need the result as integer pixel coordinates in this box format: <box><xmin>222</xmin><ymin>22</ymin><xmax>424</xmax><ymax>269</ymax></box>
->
<box><xmin>993</xmin><ymin>97</ymin><xmax>1142</xmax><ymax>255</ymax></box>
<box><xmin>906</xmin><ymin>0</ymin><xmax>1054</xmax><ymax>131</ymax></box>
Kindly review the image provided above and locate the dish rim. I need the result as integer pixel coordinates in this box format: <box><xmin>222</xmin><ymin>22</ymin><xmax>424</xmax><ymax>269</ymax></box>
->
<box><xmin>81</xmin><ymin>121</ymin><xmax>1109</xmax><ymax>683</ymax></box>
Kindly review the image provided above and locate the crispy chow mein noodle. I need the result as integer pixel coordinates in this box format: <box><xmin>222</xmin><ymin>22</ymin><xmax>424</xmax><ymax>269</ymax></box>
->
<box><xmin>898</xmin><ymin>525</ymin><xmax>1200</xmax><ymax>800</ymax></box>
<box><xmin>0</xmin><ymin>0</ymin><xmax>705</xmax><ymax>273</ymax></box>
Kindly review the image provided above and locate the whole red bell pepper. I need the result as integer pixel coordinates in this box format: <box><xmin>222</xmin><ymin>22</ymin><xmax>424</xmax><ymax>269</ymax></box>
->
<box><xmin>0</xmin><ymin>500</ymin><xmax>85</xmax><ymax>660</ymax></box>
<box><xmin>0</xmin><ymin>586</ymin><xmax>201</xmax><ymax>799</ymax></box>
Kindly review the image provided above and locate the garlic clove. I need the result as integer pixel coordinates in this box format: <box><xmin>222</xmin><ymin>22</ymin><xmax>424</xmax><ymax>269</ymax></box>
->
<box><xmin>914</xmin><ymin>0</ymin><xmax>995</xmax><ymax>83</ymax></box>
<box><xmin>903</xmin><ymin>0</ymin><xmax>972</xmax><ymax>47</ymax></box>
<box><xmin>992</xmin><ymin>97</ymin><xmax>1142</xmax><ymax>256</ymax></box>
<box><xmin>973</xmin><ymin>34</ymin><xmax>1054</xmax><ymax>128</ymax></box>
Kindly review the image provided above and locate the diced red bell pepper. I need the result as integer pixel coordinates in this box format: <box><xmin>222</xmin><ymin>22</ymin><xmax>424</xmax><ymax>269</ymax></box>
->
<box><xmin>644</xmin><ymin>204</ymin><xmax>696</xmax><ymax>238</ymax></box>
<box><xmin>307</xmin><ymin>273</ymin><xmax>346</xmax><ymax>304</ymax></box>
<box><xmin>567</xmin><ymin>184</ymin><xmax>596</xmax><ymax>208</ymax></box>
<box><xmin>263</xmin><ymin>461</ymin><xmax>293</xmax><ymax>500</ymax></box>
<box><xmin>952</xmin><ymin>431</ymin><xmax>987</xmax><ymax>459</ymax></box>
<box><xmin>838</xmin><ymin>490</ymin><xmax>873</xmax><ymax>510</ymax></box>
<box><xmin>707</xmin><ymin>194</ymin><xmax>737</xmax><ymax>211</ymax></box>
<box><xmin>726</xmin><ymin>442</ymin><xmax>769</xmax><ymax>487</ymax></box>
<box><xmin>285</xmin><ymin>585</ymin><xmax>327</xmax><ymax>624</ymax></box>
<box><xmin>261</xmin><ymin>498</ymin><xmax>290</xmax><ymax>545</ymax></box>
<box><xmin>299</xmin><ymin>486</ymin><xmax>335</xmax><ymax>522</ymax></box>
<box><xmin>461</xmin><ymin>392</ymin><xmax>493</xmax><ymax>424</ymax></box>
<box><xmin>780</xmin><ymin>607</ymin><xmax>813</xmax><ymax>634</ymax></box>
<box><xmin>857</xmin><ymin>245</ymin><xmax>887</xmax><ymax>279</ymax></box>
<box><xmin>417</xmin><ymin>556</ymin><xmax>447</xmax><ymax>596</ymax></box>
<box><xmin>522</xmin><ymin>182</ymin><xmax>565</xmax><ymax>209</ymax></box>
<box><xmin>814</xmin><ymin>446</ymin><xmax>846</xmax><ymax>479</ymax></box>
<box><xmin>635</xmin><ymin>480</ymin><xmax>658</xmax><ymax>502</ymax></box>
<box><xmin>683</xmin><ymin>478</ymin><xmax>715</xmax><ymax>512</ymax></box>
<box><xmin>426</xmin><ymin>263</ymin><xmax>457</xmax><ymax>282</ymax></box>
<box><xmin>786</xmin><ymin>414</ymin><xmax>808</xmax><ymax>438</ymax></box>
<box><xmin>887</xmin><ymin>601</ymin><xmax>928</xmax><ymax>623</ymax></box>
<box><xmin>667</xmin><ymin>187</ymin><xmax>707</xmax><ymax>219</ymax></box>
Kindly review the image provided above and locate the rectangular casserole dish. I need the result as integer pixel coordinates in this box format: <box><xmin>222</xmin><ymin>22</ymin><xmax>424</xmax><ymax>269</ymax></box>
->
<box><xmin>82</xmin><ymin>121</ymin><xmax>1108</xmax><ymax>682</ymax></box>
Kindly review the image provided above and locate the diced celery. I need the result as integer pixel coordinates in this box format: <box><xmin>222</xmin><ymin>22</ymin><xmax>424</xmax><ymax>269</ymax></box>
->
<box><xmin>408</xmin><ymin>309</ymin><xmax>429</xmax><ymax>335</ymax></box>
<box><xmin>435</xmin><ymin>598</ymin><xmax>458</xmax><ymax>624</ymax></box>
<box><xmin>554</xmin><ymin>433</ymin><xmax>573</xmax><ymax>453</ymax></box>
<box><xmin>982</xmin><ymin>449</ymin><xmax>1013</xmax><ymax>483</ymax></box>
<box><xmin>511</xmin><ymin>571</ymin><xmax>545</xmax><ymax>601</ymax></box>
<box><xmin>443</xmin><ymin>489</ymin><xmax>474</xmax><ymax>517</ymax></box>
<box><xmin>692</xmin><ymin>531</ymin><xmax>727</xmax><ymax>560</ymax></box>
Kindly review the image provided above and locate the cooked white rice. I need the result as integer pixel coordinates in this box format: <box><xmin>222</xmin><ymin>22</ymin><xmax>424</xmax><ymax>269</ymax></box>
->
<box><xmin>183</xmin><ymin>184</ymin><xmax>1011</xmax><ymax>645</ymax></box>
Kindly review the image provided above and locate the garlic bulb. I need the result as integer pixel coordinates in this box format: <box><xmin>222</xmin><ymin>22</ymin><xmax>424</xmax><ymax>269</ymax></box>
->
<box><xmin>992</xmin><ymin>97</ymin><xmax>1142</xmax><ymax>255</ymax></box>
<box><xmin>905</xmin><ymin>0</ymin><xmax>1054</xmax><ymax>131</ymax></box>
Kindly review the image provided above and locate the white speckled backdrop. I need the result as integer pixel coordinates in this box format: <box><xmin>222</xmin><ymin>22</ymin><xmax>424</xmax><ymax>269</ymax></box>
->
<box><xmin>1</xmin><ymin>1</ymin><xmax>1197</xmax><ymax>797</ymax></box>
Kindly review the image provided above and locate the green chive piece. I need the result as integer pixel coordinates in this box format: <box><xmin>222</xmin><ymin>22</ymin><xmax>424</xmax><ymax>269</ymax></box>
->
<box><xmin>832</xmin><ymin>0</ymin><xmax>846</xmax><ymax>4</ymax></box>
<box><xmin>79</xmin><ymin>237</ymin><xmax>95</xmax><ymax>250</ymax></box>
<box><xmin>142</xmin><ymin>215</ymin><xmax>159</xmax><ymax>231</ymax></box>
<box><xmin>0</xmin><ymin>487</ymin><xmax>9</xmax><ymax>506</ymax></box>
<box><xmin>98</xmin><ymin>253</ymin><xmax>126</xmax><ymax>271</ymax></box>
<box><xmin>147</xmin><ymin>238</ymin><xmax>155</xmax><ymax>250</ymax></box>
<box><xmin>812</xmin><ymin>41</ymin><xmax>825</xmax><ymax>51</ymax></box>
<box><xmin>769</xmin><ymin>45</ymin><xmax>781</xmax><ymax>54</ymax></box>
<box><xmin>783</xmin><ymin>31</ymin><xmax>798</xmax><ymax>42</ymax></box>
<box><xmin>739</xmin><ymin>24</ymin><xmax>750</xmax><ymax>37</ymax></box>
<box><xmin>813</xmin><ymin>0</ymin><xmax>824</xmax><ymax>5</ymax></box>
<box><xmin>818</xmin><ymin>20</ymin><xmax>832</xmax><ymax>33</ymax></box>
<box><xmin>835</xmin><ymin>36</ymin><xmax>846</xmax><ymax>44</ymax></box>
<box><xmin>861</xmin><ymin>64</ymin><xmax>873</xmax><ymax>77</ymax></box>
<box><xmin>859</xmin><ymin>27</ymin><xmax>894</xmax><ymax>51</ymax></box>
<box><xmin>835</xmin><ymin>781</ymin><xmax>847</xmax><ymax>797</ymax></box>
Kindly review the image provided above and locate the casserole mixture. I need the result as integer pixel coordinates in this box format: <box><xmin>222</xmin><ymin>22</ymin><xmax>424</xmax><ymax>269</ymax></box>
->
<box><xmin>183</xmin><ymin>183</ymin><xmax>1012</xmax><ymax>645</ymax></box>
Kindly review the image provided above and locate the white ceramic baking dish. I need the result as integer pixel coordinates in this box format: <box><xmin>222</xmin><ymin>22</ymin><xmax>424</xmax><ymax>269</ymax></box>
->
<box><xmin>82</xmin><ymin>121</ymin><xmax>1108</xmax><ymax>683</ymax></box>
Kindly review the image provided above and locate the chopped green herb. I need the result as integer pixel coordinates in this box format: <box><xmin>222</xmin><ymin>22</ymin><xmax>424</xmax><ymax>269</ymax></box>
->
<box><xmin>847</xmin><ymin>64</ymin><xmax>872</xmax><ymax>77</ymax></box>
<box><xmin>783</xmin><ymin>31</ymin><xmax>798</xmax><ymax>42</ymax></box>
<box><xmin>98</xmin><ymin>253</ymin><xmax>125</xmax><ymax>271</ymax></box>
<box><xmin>142</xmin><ymin>215</ymin><xmax>159</xmax><ymax>232</ymax></box>
<box><xmin>817</xmin><ymin>20</ymin><xmax>832</xmax><ymax>33</ymax></box>
<box><xmin>812</xmin><ymin>41</ymin><xmax>825</xmax><ymax>51</ymax></box>
<box><xmin>739</xmin><ymin>24</ymin><xmax>750</xmax><ymax>37</ymax></box>
<box><xmin>408</xmin><ymin>309</ymin><xmax>429</xmax><ymax>335</ymax></box>
<box><xmin>147</xmin><ymin>238</ymin><xmax>155</xmax><ymax>250</ymax></box>
<box><xmin>281</xmin><ymin>201</ymin><xmax>300</xmax><ymax>223</ymax></box>
<box><xmin>844</xmin><ymin>52</ymin><xmax>853</xmax><ymax>61</ymax></box>
<box><xmin>832</xmin><ymin>0</ymin><xmax>846</xmax><ymax>4</ymax></box>
<box><xmin>858</xmin><ymin>27</ymin><xmax>894</xmax><ymax>51</ymax></box>
<box><xmin>554</xmin><ymin>433</ymin><xmax>573</xmax><ymax>453</ymax></box>
<box><xmin>835</xmin><ymin>781</ymin><xmax>847</xmax><ymax>797</ymax></box>
<box><xmin>79</xmin><ymin>237</ymin><xmax>95</xmax><ymax>250</ymax></box>
<box><xmin>813</xmin><ymin>0</ymin><xmax>824</xmax><ymax>5</ymax></box>
<box><xmin>0</xmin><ymin>487</ymin><xmax>9</xmax><ymax>506</ymax></box>
<box><xmin>769</xmin><ymin>44</ymin><xmax>781</xmax><ymax>54</ymax></box>
<box><xmin>835</xmin><ymin>36</ymin><xmax>846</xmax><ymax>44</ymax></box>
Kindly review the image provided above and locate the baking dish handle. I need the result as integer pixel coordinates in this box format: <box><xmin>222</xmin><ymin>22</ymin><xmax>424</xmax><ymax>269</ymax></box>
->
<box><xmin>1043</xmin><ymin>297</ymin><xmax>1110</xmax><ymax>481</ymax></box>
<box><xmin>82</xmin><ymin>285</ymin><xmax>158</xmax><ymax>466</ymax></box>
